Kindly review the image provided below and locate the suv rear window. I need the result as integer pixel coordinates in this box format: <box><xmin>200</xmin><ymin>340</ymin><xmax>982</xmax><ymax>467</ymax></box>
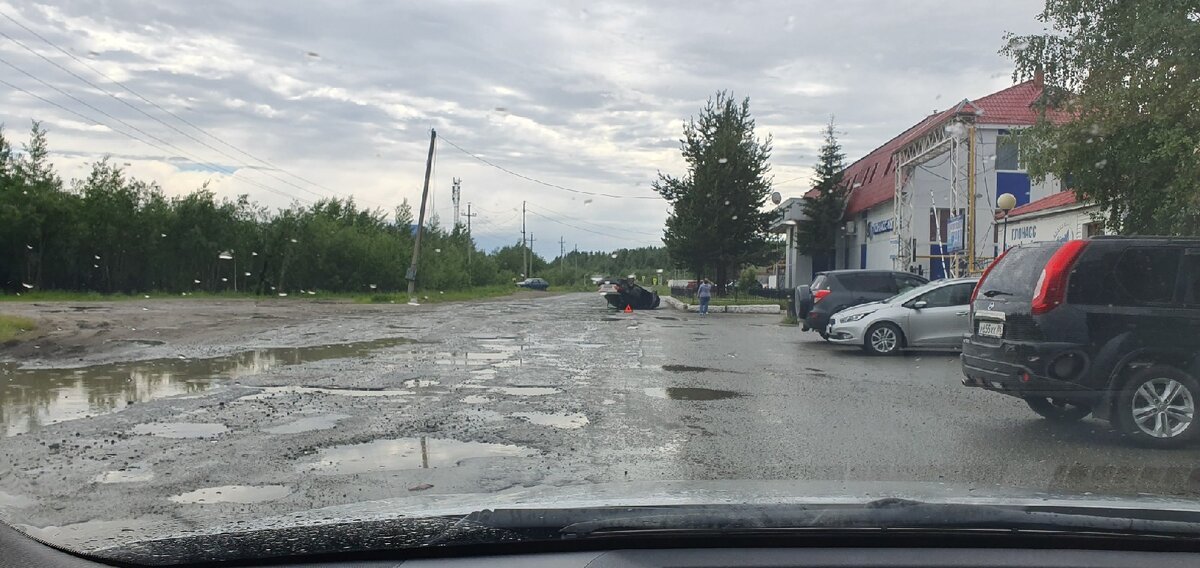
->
<box><xmin>1070</xmin><ymin>246</ymin><xmax>1181</xmax><ymax>306</ymax></box>
<box><xmin>838</xmin><ymin>272</ymin><xmax>898</xmax><ymax>293</ymax></box>
<box><xmin>979</xmin><ymin>242</ymin><xmax>1064</xmax><ymax>299</ymax></box>
<box><xmin>811</xmin><ymin>275</ymin><xmax>829</xmax><ymax>291</ymax></box>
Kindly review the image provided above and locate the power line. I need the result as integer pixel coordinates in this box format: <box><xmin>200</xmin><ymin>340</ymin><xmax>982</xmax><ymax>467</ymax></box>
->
<box><xmin>525</xmin><ymin>202</ymin><xmax>662</xmax><ymax>238</ymax></box>
<box><xmin>526</xmin><ymin>209</ymin><xmax>643</xmax><ymax>241</ymax></box>
<box><xmin>0</xmin><ymin>25</ymin><xmax>375</xmax><ymax>207</ymax></box>
<box><xmin>438</xmin><ymin>134</ymin><xmax>660</xmax><ymax>200</ymax></box>
<box><xmin>0</xmin><ymin>74</ymin><xmax>309</xmax><ymax>204</ymax></box>
<box><xmin>0</xmin><ymin>11</ymin><xmax>372</xmax><ymax>206</ymax></box>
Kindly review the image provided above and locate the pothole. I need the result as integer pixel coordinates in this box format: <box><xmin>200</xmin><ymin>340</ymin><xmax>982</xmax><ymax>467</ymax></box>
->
<box><xmin>131</xmin><ymin>422</ymin><xmax>228</xmax><ymax>438</ymax></box>
<box><xmin>168</xmin><ymin>485</ymin><xmax>291</xmax><ymax>504</ymax></box>
<box><xmin>491</xmin><ymin>386</ymin><xmax>560</xmax><ymax>396</ymax></box>
<box><xmin>298</xmin><ymin>437</ymin><xmax>535</xmax><ymax>474</ymax></box>
<box><xmin>644</xmin><ymin>387</ymin><xmax>742</xmax><ymax>401</ymax></box>
<box><xmin>511</xmin><ymin>412</ymin><xmax>589</xmax><ymax>429</ymax></box>
<box><xmin>263</xmin><ymin>414</ymin><xmax>349</xmax><ymax>434</ymax></box>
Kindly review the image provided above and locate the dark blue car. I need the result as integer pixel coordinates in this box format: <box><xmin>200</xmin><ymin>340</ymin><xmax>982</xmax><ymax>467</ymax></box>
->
<box><xmin>516</xmin><ymin>277</ymin><xmax>550</xmax><ymax>291</ymax></box>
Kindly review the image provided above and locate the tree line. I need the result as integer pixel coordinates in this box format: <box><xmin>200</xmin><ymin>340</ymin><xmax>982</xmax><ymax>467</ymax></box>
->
<box><xmin>0</xmin><ymin>123</ymin><xmax>671</xmax><ymax>295</ymax></box>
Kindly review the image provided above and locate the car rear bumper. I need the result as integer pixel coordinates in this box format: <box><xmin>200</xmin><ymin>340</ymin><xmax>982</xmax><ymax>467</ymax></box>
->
<box><xmin>960</xmin><ymin>336</ymin><xmax>1094</xmax><ymax>399</ymax></box>
<box><xmin>804</xmin><ymin>312</ymin><xmax>830</xmax><ymax>332</ymax></box>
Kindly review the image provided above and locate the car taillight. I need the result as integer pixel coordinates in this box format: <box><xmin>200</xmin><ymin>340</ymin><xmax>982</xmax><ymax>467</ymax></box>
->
<box><xmin>1031</xmin><ymin>239</ymin><xmax>1088</xmax><ymax>315</ymax></box>
<box><xmin>813</xmin><ymin>289</ymin><xmax>831</xmax><ymax>303</ymax></box>
<box><xmin>970</xmin><ymin>247</ymin><xmax>1010</xmax><ymax>304</ymax></box>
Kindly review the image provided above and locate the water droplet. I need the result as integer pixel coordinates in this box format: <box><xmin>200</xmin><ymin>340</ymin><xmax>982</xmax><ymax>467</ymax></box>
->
<box><xmin>369</xmin><ymin>284</ymin><xmax>378</xmax><ymax>290</ymax></box>
<box><xmin>251</xmin><ymin>251</ymin><xmax>258</xmax><ymax>256</ymax></box>
<box><xmin>244</xmin><ymin>272</ymin><xmax>251</xmax><ymax>276</ymax></box>
<box><xmin>143</xmin><ymin>294</ymin><xmax>150</xmax><ymax>299</ymax></box>
<box><xmin>290</xmin><ymin>238</ymin><xmax>298</xmax><ymax>243</ymax></box>
<box><xmin>218</xmin><ymin>251</ymin><xmax>233</xmax><ymax>260</ymax></box>
<box><xmin>439</xmin><ymin>291</ymin><xmax>444</xmax><ymax>294</ymax></box>
<box><xmin>717</xmin><ymin>158</ymin><xmax>728</xmax><ymax>164</ymax></box>
<box><xmin>21</xmin><ymin>282</ymin><xmax>34</xmax><ymax>289</ymax></box>
<box><xmin>610</xmin><ymin>253</ymin><xmax>618</xmax><ymax>258</ymax></box>
<box><xmin>1094</xmin><ymin>159</ymin><xmax>1107</xmax><ymax>169</ymax></box>
<box><xmin>307</xmin><ymin>290</ymin><xmax>316</xmax><ymax>295</ymax></box>
<box><xmin>94</xmin><ymin>255</ymin><xmax>101</xmax><ymax>260</ymax></box>
<box><xmin>25</xmin><ymin>244</ymin><xmax>33</xmax><ymax>250</ymax></box>
<box><xmin>193</xmin><ymin>279</ymin><xmax>201</xmax><ymax>284</ymax></box>
<box><xmin>731</xmin><ymin>215</ymin><xmax>738</xmax><ymax>220</ymax></box>
<box><xmin>221</xmin><ymin>277</ymin><xmax>228</xmax><ymax>282</ymax></box>
<box><xmin>724</xmin><ymin>200</ymin><xmax>730</xmax><ymax>206</ymax></box>
<box><xmin>583</xmin><ymin>199</ymin><xmax>593</xmax><ymax>205</ymax></box>
<box><xmin>434</xmin><ymin>248</ymin><xmax>441</xmax><ymax>253</ymax></box>
<box><xmin>160</xmin><ymin>233</ymin><xmax>167</xmax><ymax>238</ymax></box>
<box><xmin>278</xmin><ymin>293</ymin><xmax>288</xmax><ymax>297</ymax></box>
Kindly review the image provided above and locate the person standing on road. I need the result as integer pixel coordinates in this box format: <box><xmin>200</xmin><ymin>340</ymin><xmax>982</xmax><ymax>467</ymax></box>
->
<box><xmin>697</xmin><ymin>278</ymin><xmax>713</xmax><ymax>315</ymax></box>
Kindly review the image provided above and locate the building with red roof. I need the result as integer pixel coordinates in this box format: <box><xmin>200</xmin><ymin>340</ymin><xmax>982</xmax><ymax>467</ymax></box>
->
<box><xmin>772</xmin><ymin>77</ymin><xmax>1075</xmax><ymax>287</ymax></box>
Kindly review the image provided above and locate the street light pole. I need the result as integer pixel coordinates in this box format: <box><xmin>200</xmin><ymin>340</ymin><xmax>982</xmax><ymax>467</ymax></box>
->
<box><xmin>997</xmin><ymin>192</ymin><xmax>1017</xmax><ymax>253</ymax></box>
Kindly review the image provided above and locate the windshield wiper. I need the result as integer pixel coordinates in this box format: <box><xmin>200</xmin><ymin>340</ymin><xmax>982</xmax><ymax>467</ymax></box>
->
<box><xmin>981</xmin><ymin>289</ymin><xmax>1013</xmax><ymax>297</ymax></box>
<box><xmin>551</xmin><ymin>499</ymin><xmax>1200</xmax><ymax>539</ymax></box>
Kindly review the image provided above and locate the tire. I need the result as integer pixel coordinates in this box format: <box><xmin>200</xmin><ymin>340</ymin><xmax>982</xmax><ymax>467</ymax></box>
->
<box><xmin>1115</xmin><ymin>365</ymin><xmax>1200</xmax><ymax>448</ymax></box>
<box><xmin>1024</xmin><ymin>397</ymin><xmax>1092</xmax><ymax>422</ymax></box>
<box><xmin>864</xmin><ymin>322</ymin><xmax>903</xmax><ymax>355</ymax></box>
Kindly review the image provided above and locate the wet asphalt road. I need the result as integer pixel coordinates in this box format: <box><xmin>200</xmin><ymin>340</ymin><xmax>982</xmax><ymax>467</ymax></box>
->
<box><xmin>3</xmin><ymin>292</ymin><xmax>1200</xmax><ymax>549</ymax></box>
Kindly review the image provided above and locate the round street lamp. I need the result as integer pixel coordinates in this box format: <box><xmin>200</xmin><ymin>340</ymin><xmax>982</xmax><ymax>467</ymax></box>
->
<box><xmin>997</xmin><ymin>193</ymin><xmax>1018</xmax><ymax>251</ymax></box>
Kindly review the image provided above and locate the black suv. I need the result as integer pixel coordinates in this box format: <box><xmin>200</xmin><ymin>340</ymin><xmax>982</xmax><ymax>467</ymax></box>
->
<box><xmin>962</xmin><ymin>237</ymin><xmax>1200</xmax><ymax>447</ymax></box>
<box><xmin>798</xmin><ymin>270</ymin><xmax>928</xmax><ymax>338</ymax></box>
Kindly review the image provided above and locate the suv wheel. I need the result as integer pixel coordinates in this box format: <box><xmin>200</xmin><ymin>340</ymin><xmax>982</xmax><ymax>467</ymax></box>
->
<box><xmin>1117</xmin><ymin>365</ymin><xmax>1199</xmax><ymax>448</ymax></box>
<box><xmin>864</xmin><ymin>322</ymin><xmax>902</xmax><ymax>355</ymax></box>
<box><xmin>1024</xmin><ymin>397</ymin><xmax>1092</xmax><ymax>422</ymax></box>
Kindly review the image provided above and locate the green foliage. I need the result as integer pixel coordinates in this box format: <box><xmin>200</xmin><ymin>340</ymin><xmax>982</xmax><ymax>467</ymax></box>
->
<box><xmin>654</xmin><ymin>92</ymin><xmax>779</xmax><ymax>291</ymax></box>
<box><xmin>0</xmin><ymin>124</ymin><xmax>516</xmax><ymax>294</ymax></box>
<box><xmin>738</xmin><ymin>266</ymin><xmax>759</xmax><ymax>291</ymax></box>
<box><xmin>0</xmin><ymin>314</ymin><xmax>36</xmax><ymax>342</ymax></box>
<box><xmin>795</xmin><ymin>119</ymin><xmax>848</xmax><ymax>258</ymax></box>
<box><xmin>1001</xmin><ymin>0</ymin><xmax>1200</xmax><ymax>235</ymax></box>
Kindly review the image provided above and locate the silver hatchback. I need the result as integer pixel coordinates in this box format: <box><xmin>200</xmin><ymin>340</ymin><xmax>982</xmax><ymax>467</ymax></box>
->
<box><xmin>826</xmin><ymin>277</ymin><xmax>979</xmax><ymax>355</ymax></box>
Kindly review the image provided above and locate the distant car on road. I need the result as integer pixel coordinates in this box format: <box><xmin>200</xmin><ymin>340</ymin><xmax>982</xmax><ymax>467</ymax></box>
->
<box><xmin>516</xmin><ymin>277</ymin><xmax>550</xmax><ymax>291</ymax></box>
<box><xmin>962</xmin><ymin>237</ymin><xmax>1200</xmax><ymax>447</ymax></box>
<box><xmin>827</xmin><ymin>277</ymin><xmax>978</xmax><ymax>355</ymax></box>
<box><xmin>598</xmin><ymin>277</ymin><xmax>660</xmax><ymax>310</ymax></box>
<box><xmin>798</xmin><ymin>270</ymin><xmax>928</xmax><ymax>339</ymax></box>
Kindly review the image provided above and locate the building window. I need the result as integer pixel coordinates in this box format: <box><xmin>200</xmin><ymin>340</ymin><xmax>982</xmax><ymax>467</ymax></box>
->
<box><xmin>996</xmin><ymin>131</ymin><xmax>1021</xmax><ymax>171</ymax></box>
<box><xmin>1084</xmin><ymin>221</ymin><xmax>1104</xmax><ymax>237</ymax></box>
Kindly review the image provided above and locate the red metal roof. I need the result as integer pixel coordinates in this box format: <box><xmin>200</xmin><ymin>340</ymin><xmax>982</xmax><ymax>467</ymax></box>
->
<box><xmin>831</xmin><ymin>79</ymin><xmax>1067</xmax><ymax>217</ymax></box>
<box><xmin>1003</xmin><ymin>190</ymin><xmax>1080</xmax><ymax>219</ymax></box>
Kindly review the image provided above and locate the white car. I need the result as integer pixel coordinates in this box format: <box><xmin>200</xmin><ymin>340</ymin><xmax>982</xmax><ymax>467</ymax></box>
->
<box><xmin>826</xmin><ymin>277</ymin><xmax>979</xmax><ymax>355</ymax></box>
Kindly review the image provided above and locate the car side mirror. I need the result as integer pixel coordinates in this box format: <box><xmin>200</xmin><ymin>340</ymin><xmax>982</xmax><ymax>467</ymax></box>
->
<box><xmin>912</xmin><ymin>300</ymin><xmax>928</xmax><ymax>310</ymax></box>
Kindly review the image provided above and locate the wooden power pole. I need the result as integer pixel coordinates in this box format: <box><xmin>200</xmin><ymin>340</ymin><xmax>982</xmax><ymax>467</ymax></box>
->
<box><xmin>406</xmin><ymin>128</ymin><xmax>437</xmax><ymax>303</ymax></box>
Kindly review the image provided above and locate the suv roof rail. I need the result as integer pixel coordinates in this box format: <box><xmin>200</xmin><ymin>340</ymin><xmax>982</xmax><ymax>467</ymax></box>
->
<box><xmin>1090</xmin><ymin>235</ymin><xmax>1200</xmax><ymax>242</ymax></box>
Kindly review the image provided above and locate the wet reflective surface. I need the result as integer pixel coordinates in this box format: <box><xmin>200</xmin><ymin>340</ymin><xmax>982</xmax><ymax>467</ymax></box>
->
<box><xmin>131</xmin><ymin>422</ymin><xmax>228</xmax><ymax>438</ymax></box>
<box><xmin>0</xmin><ymin>338</ymin><xmax>414</xmax><ymax>436</ymax></box>
<box><xmin>168</xmin><ymin>485</ymin><xmax>291</xmax><ymax>504</ymax></box>
<box><xmin>298</xmin><ymin>437</ymin><xmax>537</xmax><ymax>474</ymax></box>
<box><xmin>511</xmin><ymin>411</ymin><xmax>589</xmax><ymax>429</ymax></box>
<box><xmin>262</xmin><ymin>414</ymin><xmax>349</xmax><ymax>434</ymax></box>
<box><xmin>491</xmin><ymin>386</ymin><xmax>560</xmax><ymax>396</ymax></box>
<box><xmin>644</xmin><ymin>387</ymin><xmax>743</xmax><ymax>401</ymax></box>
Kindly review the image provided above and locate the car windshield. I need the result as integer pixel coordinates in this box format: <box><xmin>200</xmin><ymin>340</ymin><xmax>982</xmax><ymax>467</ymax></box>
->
<box><xmin>1</xmin><ymin>1</ymin><xmax>1198</xmax><ymax>565</ymax></box>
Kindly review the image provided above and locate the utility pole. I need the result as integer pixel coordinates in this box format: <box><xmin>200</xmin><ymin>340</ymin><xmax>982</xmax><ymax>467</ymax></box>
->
<box><xmin>451</xmin><ymin>177</ymin><xmax>462</xmax><ymax>228</ymax></box>
<box><xmin>528</xmin><ymin>232</ymin><xmax>536</xmax><ymax>276</ymax></box>
<box><xmin>559</xmin><ymin>236</ymin><xmax>565</xmax><ymax>278</ymax></box>
<box><xmin>463</xmin><ymin>202</ymin><xmax>478</xmax><ymax>267</ymax></box>
<box><xmin>406</xmin><ymin>128</ymin><xmax>437</xmax><ymax>302</ymax></box>
<box><xmin>521</xmin><ymin>201</ymin><xmax>527</xmax><ymax>277</ymax></box>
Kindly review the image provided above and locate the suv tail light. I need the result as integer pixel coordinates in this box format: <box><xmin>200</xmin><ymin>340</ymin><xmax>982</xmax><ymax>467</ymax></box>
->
<box><xmin>1031</xmin><ymin>239</ymin><xmax>1088</xmax><ymax>315</ymax></box>
<box><xmin>813</xmin><ymin>289</ymin><xmax>831</xmax><ymax>303</ymax></box>
<box><xmin>970</xmin><ymin>248</ymin><xmax>1010</xmax><ymax>304</ymax></box>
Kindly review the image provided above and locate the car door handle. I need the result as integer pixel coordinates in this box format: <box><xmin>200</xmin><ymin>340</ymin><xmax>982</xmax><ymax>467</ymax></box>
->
<box><xmin>955</xmin><ymin>311</ymin><xmax>968</xmax><ymax>316</ymax></box>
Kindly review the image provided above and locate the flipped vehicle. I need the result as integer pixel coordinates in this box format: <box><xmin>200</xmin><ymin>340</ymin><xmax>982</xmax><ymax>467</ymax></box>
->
<box><xmin>962</xmin><ymin>237</ymin><xmax>1200</xmax><ymax>447</ymax></box>
<box><xmin>516</xmin><ymin>277</ymin><xmax>550</xmax><ymax>290</ymax></box>
<box><xmin>598</xmin><ymin>277</ymin><xmax>660</xmax><ymax>310</ymax></box>
<box><xmin>827</xmin><ymin>277</ymin><xmax>978</xmax><ymax>355</ymax></box>
<box><xmin>798</xmin><ymin>270</ymin><xmax>929</xmax><ymax>338</ymax></box>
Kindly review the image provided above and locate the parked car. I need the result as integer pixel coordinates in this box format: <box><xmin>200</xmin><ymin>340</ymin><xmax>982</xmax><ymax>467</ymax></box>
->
<box><xmin>827</xmin><ymin>277</ymin><xmax>979</xmax><ymax>355</ymax></box>
<box><xmin>798</xmin><ymin>270</ymin><xmax>929</xmax><ymax>338</ymax></box>
<box><xmin>516</xmin><ymin>277</ymin><xmax>549</xmax><ymax>290</ymax></box>
<box><xmin>598</xmin><ymin>277</ymin><xmax>660</xmax><ymax>310</ymax></box>
<box><xmin>961</xmin><ymin>237</ymin><xmax>1200</xmax><ymax>447</ymax></box>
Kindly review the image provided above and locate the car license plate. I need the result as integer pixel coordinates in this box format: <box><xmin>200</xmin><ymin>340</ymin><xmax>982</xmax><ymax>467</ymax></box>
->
<box><xmin>978</xmin><ymin>321</ymin><xmax>1004</xmax><ymax>338</ymax></box>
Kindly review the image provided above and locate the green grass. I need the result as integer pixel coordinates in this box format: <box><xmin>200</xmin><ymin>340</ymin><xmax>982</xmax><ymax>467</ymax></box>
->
<box><xmin>0</xmin><ymin>314</ymin><xmax>36</xmax><ymax>342</ymax></box>
<box><xmin>0</xmin><ymin>290</ymin><xmax>268</xmax><ymax>302</ymax></box>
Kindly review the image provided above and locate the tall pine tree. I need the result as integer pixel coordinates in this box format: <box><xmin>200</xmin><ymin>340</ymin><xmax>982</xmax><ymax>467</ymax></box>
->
<box><xmin>795</xmin><ymin>119</ymin><xmax>847</xmax><ymax>271</ymax></box>
<box><xmin>654</xmin><ymin>92</ymin><xmax>776</xmax><ymax>292</ymax></box>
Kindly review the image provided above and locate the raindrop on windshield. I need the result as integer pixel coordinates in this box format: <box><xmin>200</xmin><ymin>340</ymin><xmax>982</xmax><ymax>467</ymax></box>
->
<box><xmin>194</xmin><ymin>279</ymin><xmax>201</xmax><ymax>284</ymax></box>
<box><xmin>251</xmin><ymin>251</ymin><xmax>259</xmax><ymax>256</ymax></box>
<box><xmin>25</xmin><ymin>244</ymin><xmax>33</xmax><ymax>250</ymax></box>
<box><xmin>369</xmin><ymin>284</ymin><xmax>378</xmax><ymax>289</ymax></box>
<box><xmin>278</xmin><ymin>293</ymin><xmax>288</xmax><ymax>297</ymax></box>
<box><xmin>1095</xmin><ymin>159</ymin><xmax>1107</xmax><ymax>169</ymax></box>
<box><xmin>717</xmin><ymin>158</ymin><xmax>728</xmax><ymax>164</ymax></box>
<box><xmin>160</xmin><ymin>233</ymin><xmax>167</xmax><ymax>238</ymax></box>
<box><xmin>724</xmin><ymin>200</ymin><xmax>730</xmax><ymax>205</ymax></box>
<box><xmin>93</xmin><ymin>264</ymin><xmax>99</xmax><ymax>268</ymax></box>
<box><xmin>434</xmin><ymin>248</ymin><xmax>441</xmax><ymax>253</ymax></box>
<box><xmin>221</xmin><ymin>277</ymin><xmax>228</xmax><ymax>282</ymax></box>
<box><xmin>583</xmin><ymin>199</ymin><xmax>593</xmax><ymax>205</ymax></box>
<box><xmin>611</xmin><ymin>253</ymin><xmax>618</xmax><ymax>258</ymax></box>
<box><xmin>218</xmin><ymin>251</ymin><xmax>233</xmax><ymax>260</ymax></box>
<box><xmin>244</xmin><ymin>272</ymin><xmax>252</xmax><ymax>276</ymax></box>
<box><xmin>290</xmin><ymin>238</ymin><xmax>298</xmax><ymax>243</ymax></box>
<box><xmin>21</xmin><ymin>283</ymin><xmax>33</xmax><ymax>289</ymax></box>
<box><xmin>94</xmin><ymin>255</ymin><xmax>101</xmax><ymax>260</ymax></box>
<box><xmin>732</xmin><ymin>215</ymin><xmax>739</xmax><ymax>220</ymax></box>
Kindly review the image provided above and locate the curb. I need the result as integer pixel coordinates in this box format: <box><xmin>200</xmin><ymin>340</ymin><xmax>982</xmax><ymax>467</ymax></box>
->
<box><xmin>660</xmin><ymin>295</ymin><xmax>781</xmax><ymax>314</ymax></box>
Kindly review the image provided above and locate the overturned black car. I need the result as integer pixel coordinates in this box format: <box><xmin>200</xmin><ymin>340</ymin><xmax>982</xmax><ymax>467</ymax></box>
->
<box><xmin>598</xmin><ymin>277</ymin><xmax>660</xmax><ymax>310</ymax></box>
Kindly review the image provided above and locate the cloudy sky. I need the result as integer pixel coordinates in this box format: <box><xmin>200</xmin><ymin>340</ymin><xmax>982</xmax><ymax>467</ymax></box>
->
<box><xmin>0</xmin><ymin>0</ymin><xmax>1045</xmax><ymax>257</ymax></box>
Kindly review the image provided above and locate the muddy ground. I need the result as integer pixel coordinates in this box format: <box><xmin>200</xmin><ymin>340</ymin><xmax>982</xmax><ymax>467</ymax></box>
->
<box><xmin>3</xmin><ymin>292</ymin><xmax>1200</xmax><ymax>555</ymax></box>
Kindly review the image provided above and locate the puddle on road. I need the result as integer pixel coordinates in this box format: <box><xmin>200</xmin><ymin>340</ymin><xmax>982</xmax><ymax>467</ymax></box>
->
<box><xmin>492</xmin><ymin>386</ymin><xmax>561</xmax><ymax>396</ymax></box>
<box><xmin>263</xmin><ymin>413</ymin><xmax>349</xmax><ymax>434</ymax></box>
<box><xmin>239</xmin><ymin>386</ymin><xmax>415</xmax><ymax>400</ymax></box>
<box><xmin>511</xmin><ymin>412</ymin><xmax>589</xmax><ymax>429</ymax></box>
<box><xmin>644</xmin><ymin>387</ymin><xmax>743</xmax><ymax>401</ymax></box>
<box><xmin>169</xmin><ymin>485</ymin><xmax>291</xmax><ymax>504</ymax></box>
<box><xmin>299</xmin><ymin>437</ymin><xmax>535</xmax><ymax>474</ymax></box>
<box><xmin>0</xmin><ymin>490</ymin><xmax>35</xmax><ymax>509</ymax></box>
<box><xmin>131</xmin><ymin>422</ymin><xmax>228</xmax><ymax>438</ymax></box>
<box><xmin>92</xmin><ymin>466</ymin><xmax>154</xmax><ymax>484</ymax></box>
<box><xmin>401</xmin><ymin>378</ymin><xmax>440</xmax><ymax>388</ymax></box>
<box><xmin>462</xmin><ymin>394</ymin><xmax>492</xmax><ymax>404</ymax></box>
<box><xmin>662</xmin><ymin>364</ymin><xmax>717</xmax><ymax>373</ymax></box>
<box><xmin>0</xmin><ymin>337</ymin><xmax>416</xmax><ymax>437</ymax></box>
